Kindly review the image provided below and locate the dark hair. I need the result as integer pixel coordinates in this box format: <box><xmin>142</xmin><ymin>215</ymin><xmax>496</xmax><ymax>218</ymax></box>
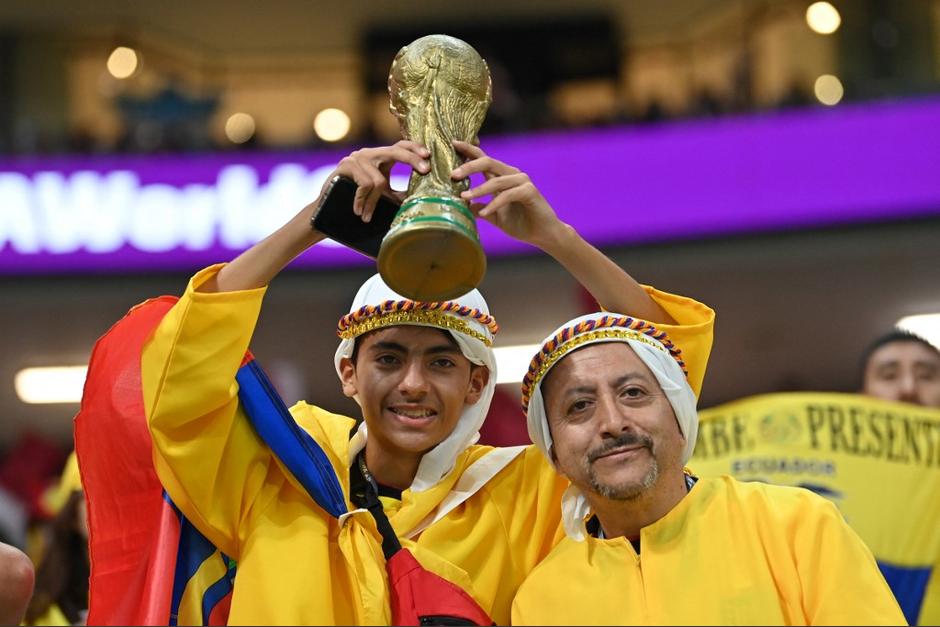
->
<box><xmin>24</xmin><ymin>491</ymin><xmax>88</xmax><ymax>625</ymax></box>
<box><xmin>858</xmin><ymin>329</ymin><xmax>940</xmax><ymax>388</ymax></box>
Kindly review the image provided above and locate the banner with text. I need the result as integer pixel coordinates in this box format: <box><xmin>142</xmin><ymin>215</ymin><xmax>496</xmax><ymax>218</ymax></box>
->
<box><xmin>691</xmin><ymin>392</ymin><xmax>940</xmax><ymax>624</ymax></box>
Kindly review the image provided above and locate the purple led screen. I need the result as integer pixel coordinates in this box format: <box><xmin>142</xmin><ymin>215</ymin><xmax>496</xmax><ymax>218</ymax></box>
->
<box><xmin>1</xmin><ymin>97</ymin><xmax>939</xmax><ymax>275</ymax></box>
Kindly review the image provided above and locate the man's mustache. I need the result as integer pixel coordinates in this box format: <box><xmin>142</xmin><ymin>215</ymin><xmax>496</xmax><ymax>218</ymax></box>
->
<box><xmin>588</xmin><ymin>432</ymin><xmax>653</xmax><ymax>462</ymax></box>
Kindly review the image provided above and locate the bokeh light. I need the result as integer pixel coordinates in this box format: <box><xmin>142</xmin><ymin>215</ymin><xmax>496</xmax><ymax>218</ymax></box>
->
<box><xmin>106</xmin><ymin>46</ymin><xmax>140</xmax><ymax>79</ymax></box>
<box><xmin>225</xmin><ymin>112</ymin><xmax>257</xmax><ymax>144</ymax></box>
<box><xmin>814</xmin><ymin>74</ymin><xmax>844</xmax><ymax>105</ymax></box>
<box><xmin>313</xmin><ymin>108</ymin><xmax>351</xmax><ymax>142</ymax></box>
<box><xmin>806</xmin><ymin>2</ymin><xmax>842</xmax><ymax>35</ymax></box>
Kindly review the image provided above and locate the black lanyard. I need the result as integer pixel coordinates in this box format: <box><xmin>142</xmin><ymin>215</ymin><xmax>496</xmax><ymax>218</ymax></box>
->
<box><xmin>349</xmin><ymin>452</ymin><xmax>402</xmax><ymax>560</ymax></box>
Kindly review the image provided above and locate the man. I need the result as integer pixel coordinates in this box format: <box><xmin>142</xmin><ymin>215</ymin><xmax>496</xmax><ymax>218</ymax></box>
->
<box><xmin>23</xmin><ymin>453</ymin><xmax>88</xmax><ymax>626</ymax></box>
<box><xmin>141</xmin><ymin>140</ymin><xmax>716</xmax><ymax>624</ymax></box>
<box><xmin>861</xmin><ymin>330</ymin><xmax>940</xmax><ymax>408</ymax></box>
<box><xmin>0</xmin><ymin>541</ymin><xmax>34</xmax><ymax>626</ymax></box>
<box><xmin>511</xmin><ymin>312</ymin><xmax>906</xmax><ymax>625</ymax></box>
<box><xmin>860</xmin><ymin>330</ymin><xmax>940</xmax><ymax>626</ymax></box>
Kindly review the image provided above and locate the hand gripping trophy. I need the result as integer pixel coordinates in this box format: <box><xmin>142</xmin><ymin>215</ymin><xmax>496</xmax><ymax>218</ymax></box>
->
<box><xmin>377</xmin><ymin>34</ymin><xmax>492</xmax><ymax>302</ymax></box>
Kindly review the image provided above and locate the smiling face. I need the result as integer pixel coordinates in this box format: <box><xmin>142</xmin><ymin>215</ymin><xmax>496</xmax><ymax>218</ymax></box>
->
<box><xmin>542</xmin><ymin>342</ymin><xmax>686</xmax><ymax>502</ymax></box>
<box><xmin>339</xmin><ymin>325</ymin><xmax>488</xmax><ymax>469</ymax></box>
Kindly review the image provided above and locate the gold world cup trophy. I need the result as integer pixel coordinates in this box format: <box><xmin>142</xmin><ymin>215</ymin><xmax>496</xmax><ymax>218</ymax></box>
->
<box><xmin>377</xmin><ymin>34</ymin><xmax>492</xmax><ymax>302</ymax></box>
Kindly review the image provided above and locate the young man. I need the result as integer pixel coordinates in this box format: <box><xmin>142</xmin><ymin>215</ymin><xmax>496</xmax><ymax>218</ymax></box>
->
<box><xmin>141</xmin><ymin>140</ymin><xmax>715</xmax><ymax>623</ymax></box>
<box><xmin>861</xmin><ymin>330</ymin><xmax>940</xmax><ymax>409</ymax></box>
<box><xmin>511</xmin><ymin>312</ymin><xmax>907</xmax><ymax>625</ymax></box>
<box><xmin>860</xmin><ymin>330</ymin><xmax>940</xmax><ymax>626</ymax></box>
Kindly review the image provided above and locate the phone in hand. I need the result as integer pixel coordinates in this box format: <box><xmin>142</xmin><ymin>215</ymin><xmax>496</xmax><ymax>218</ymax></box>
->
<box><xmin>311</xmin><ymin>175</ymin><xmax>401</xmax><ymax>258</ymax></box>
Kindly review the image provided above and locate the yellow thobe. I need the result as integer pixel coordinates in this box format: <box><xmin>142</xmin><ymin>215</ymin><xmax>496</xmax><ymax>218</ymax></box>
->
<box><xmin>511</xmin><ymin>476</ymin><xmax>906</xmax><ymax>626</ymax></box>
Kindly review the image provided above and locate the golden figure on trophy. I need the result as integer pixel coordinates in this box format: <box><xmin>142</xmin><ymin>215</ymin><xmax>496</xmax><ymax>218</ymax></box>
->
<box><xmin>377</xmin><ymin>34</ymin><xmax>492</xmax><ymax>302</ymax></box>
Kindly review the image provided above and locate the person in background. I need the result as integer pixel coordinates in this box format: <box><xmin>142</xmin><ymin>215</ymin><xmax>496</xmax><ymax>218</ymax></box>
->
<box><xmin>861</xmin><ymin>329</ymin><xmax>940</xmax><ymax>626</ymax></box>
<box><xmin>860</xmin><ymin>330</ymin><xmax>940</xmax><ymax>409</ymax></box>
<box><xmin>24</xmin><ymin>453</ymin><xmax>88</xmax><ymax>626</ymax></box>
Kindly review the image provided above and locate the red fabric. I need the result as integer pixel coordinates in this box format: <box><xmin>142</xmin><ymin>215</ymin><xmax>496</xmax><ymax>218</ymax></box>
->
<box><xmin>577</xmin><ymin>283</ymin><xmax>599</xmax><ymax>315</ymax></box>
<box><xmin>477</xmin><ymin>387</ymin><xmax>529</xmax><ymax>447</ymax></box>
<box><xmin>74</xmin><ymin>296</ymin><xmax>182</xmax><ymax>626</ymax></box>
<box><xmin>0</xmin><ymin>432</ymin><xmax>67</xmax><ymax>520</ymax></box>
<box><xmin>206</xmin><ymin>592</ymin><xmax>232</xmax><ymax>626</ymax></box>
<box><xmin>387</xmin><ymin>549</ymin><xmax>494</xmax><ymax>626</ymax></box>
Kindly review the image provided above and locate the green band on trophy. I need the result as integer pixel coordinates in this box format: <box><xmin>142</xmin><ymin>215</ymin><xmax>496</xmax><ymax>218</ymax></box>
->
<box><xmin>399</xmin><ymin>196</ymin><xmax>477</xmax><ymax>224</ymax></box>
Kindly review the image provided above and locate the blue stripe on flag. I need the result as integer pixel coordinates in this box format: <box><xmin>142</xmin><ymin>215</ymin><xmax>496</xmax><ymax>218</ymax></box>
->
<box><xmin>200</xmin><ymin>552</ymin><xmax>235</xmax><ymax>625</ymax></box>
<box><xmin>169</xmin><ymin>516</ymin><xmax>218</xmax><ymax>626</ymax></box>
<box><xmin>236</xmin><ymin>359</ymin><xmax>347</xmax><ymax>518</ymax></box>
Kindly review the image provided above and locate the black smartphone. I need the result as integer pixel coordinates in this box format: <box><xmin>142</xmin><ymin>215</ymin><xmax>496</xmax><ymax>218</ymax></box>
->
<box><xmin>311</xmin><ymin>175</ymin><xmax>400</xmax><ymax>258</ymax></box>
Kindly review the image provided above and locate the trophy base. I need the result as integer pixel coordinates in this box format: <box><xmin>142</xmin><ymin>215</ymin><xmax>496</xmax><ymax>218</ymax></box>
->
<box><xmin>378</xmin><ymin>200</ymin><xmax>486</xmax><ymax>301</ymax></box>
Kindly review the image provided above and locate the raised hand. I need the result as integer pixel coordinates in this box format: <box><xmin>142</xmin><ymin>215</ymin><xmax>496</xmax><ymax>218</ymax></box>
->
<box><xmin>329</xmin><ymin>140</ymin><xmax>430</xmax><ymax>223</ymax></box>
<box><xmin>450</xmin><ymin>140</ymin><xmax>674</xmax><ymax>323</ymax></box>
<box><xmin>450</xmin><ymin>140</ymin><xmax>566</xmax><ymax>248</ymax></box>
<box><xmin>206</xmin><ymin>141</ymin><xmax>428</xmax><ymax>292</ymax></box>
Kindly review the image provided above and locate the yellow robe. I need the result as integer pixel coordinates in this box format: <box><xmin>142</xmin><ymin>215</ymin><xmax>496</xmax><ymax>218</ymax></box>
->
<box><xmin>141</xmin><ymin>264</ymin><xmax>714</xmax><ymax>625</ymax></box>
<box><xmin>511</xmin><ymin>476</ymin><xmax>906</xmax><ymax>626</ymax></box>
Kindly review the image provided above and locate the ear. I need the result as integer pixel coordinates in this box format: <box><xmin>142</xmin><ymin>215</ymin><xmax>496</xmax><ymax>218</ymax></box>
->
<box><xmin>547</xmin><ymin>443</ymin><xmax>572</xmax><ymax>479</ymax></box>
<box><xmin>463</xmin><ymin>365</ymin><xmax>490</xmax><ymax>405</ymax></box>
<box><xmin>338</xmin><ymin>356</ymin><xmax>359</xmax><ymax>399</ymax></box>
<box><xmin>670</xmin><ymin>406</ymin><xmax>687</xmax><ymax>442</ymax></box>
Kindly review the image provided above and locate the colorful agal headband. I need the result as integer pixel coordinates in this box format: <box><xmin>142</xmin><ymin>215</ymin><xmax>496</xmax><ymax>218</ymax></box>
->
<box><xmin>521</xmin><ymin>314</ymin><xmax>687</xmax><ymax>412</ymax></box>
<box><xmin>337</xmin><ymin>299</ymin><xmax>499</xmax><ymax>347</ymax></box>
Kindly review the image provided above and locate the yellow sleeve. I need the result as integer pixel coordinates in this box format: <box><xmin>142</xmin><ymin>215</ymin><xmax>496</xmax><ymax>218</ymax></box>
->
<box><xmin>642</xmin><ymin>285</ymin><xmax>715</xmax><ymax>398</ymax></box>
<box><xmin>141</xmin><ymin>264</ymin><xmax>276</xmax><ymax>558</ymax></box>
<box><xmin>797</xmin><ymin>498</ymin><xmax>907</xmax><ymax>625</ymax></box>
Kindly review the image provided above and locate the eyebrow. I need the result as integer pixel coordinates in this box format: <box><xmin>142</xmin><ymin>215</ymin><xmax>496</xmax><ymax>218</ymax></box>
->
<box><xmin>368</xmin><ymin>341</ymin><xmax>461</xmax><ymax>355</ymax></box>
<box><xmin>560</xmin><ymin>372</ymin><xmax>647</xmax><ymax>397</ymax></box>
<box><xmin>874</xmin><ymin>360</ymin><xmax>940</xmax><ymax>371</ymax></box>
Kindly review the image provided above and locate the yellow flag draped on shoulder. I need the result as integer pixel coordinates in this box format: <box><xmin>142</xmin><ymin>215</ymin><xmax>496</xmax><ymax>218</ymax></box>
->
<box><xmin>691</xmin><ymin>391</ymin><xmax>940</xmax><ymax>625</ymax></box>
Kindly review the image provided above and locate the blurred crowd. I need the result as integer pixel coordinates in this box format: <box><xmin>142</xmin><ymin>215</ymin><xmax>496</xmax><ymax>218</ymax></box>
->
<box><xmin>6</xmin><ymin>71</ymin><xmax>818</xmax><ymax>158</ymax></box>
